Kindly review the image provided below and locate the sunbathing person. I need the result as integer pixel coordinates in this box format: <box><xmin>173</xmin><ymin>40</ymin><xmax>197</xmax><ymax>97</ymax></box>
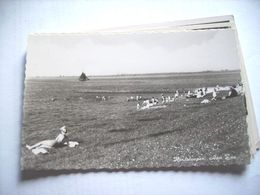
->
<box><xmin>26</xmin><ymin>126</ymin><xmax>69</xmax><ymax>150</ymax></box>
<box><xmin>227</xmin><ymin>86</ymin><xmax>239</xmax><ymax>98</ymax></box>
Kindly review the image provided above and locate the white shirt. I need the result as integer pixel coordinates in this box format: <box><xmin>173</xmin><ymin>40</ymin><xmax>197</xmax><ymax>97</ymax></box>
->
<box><xmin>55</xmin><ymin>133</ymin><xmax>65</xmax><ymax>144</ymax></box>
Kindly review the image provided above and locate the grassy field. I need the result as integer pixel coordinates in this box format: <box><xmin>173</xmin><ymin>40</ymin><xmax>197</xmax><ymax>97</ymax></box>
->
<box><xmin>21</xmin><ymin>71</ymin><xmax>250</xmax><ymax>170</ymax></box>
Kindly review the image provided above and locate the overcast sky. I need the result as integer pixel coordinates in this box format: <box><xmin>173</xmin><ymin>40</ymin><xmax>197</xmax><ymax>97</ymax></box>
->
<box><xmin>26</xmin><ymin>29</ymin><xmax>240</xmax><ymax>77</ymax></box>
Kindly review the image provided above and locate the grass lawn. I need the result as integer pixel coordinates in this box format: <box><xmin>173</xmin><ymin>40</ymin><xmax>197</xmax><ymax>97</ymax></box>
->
<box><xmin>21</xmin><ymin>71</ymin><xmax>250</xmax><ymax>170</ymax></box>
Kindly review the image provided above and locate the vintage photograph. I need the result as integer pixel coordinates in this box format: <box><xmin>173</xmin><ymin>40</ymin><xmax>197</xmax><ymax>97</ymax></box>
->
<box><xmin>21</xmin><ymin>22</ymin><xmax>250</xmax><ymax>170</ymax></box>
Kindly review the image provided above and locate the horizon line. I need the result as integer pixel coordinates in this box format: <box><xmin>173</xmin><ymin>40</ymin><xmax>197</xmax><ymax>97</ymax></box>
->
<box><xmin>26</xmin><ymin>69</ymin><xmax>240</xmax><ymax>78</ymax></box>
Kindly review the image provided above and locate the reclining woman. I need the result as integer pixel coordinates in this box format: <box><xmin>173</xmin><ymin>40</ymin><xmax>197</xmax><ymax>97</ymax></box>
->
<box><xmin>26</xmin><ymin>126</ymin><xmax>69</xmax><ymax>150</ymax></box>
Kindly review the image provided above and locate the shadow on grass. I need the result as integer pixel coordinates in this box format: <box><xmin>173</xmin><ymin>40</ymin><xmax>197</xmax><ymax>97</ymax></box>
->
<box><xmin>149</xmin><ymin>128</ymin><xmax>182</xmax><ymax>137</ymax></box>
<box><xmin>108</xmin><ymin>127</ymin><xmax>135</xmax><ymax>133</ymax></box>
<box><xmin>21</xmin><ymin>165</ymin><xmax>246</xmax><ymax>181</ymax></box>
<box><xmin>104</xmin><ymin>128</ymin><xmax>182</xmax><ymax>147</ymax></box>
<box><xmin>137</xmin><ymin>117</ymin><xmax>162</xmax><ymax>122</ymax></box>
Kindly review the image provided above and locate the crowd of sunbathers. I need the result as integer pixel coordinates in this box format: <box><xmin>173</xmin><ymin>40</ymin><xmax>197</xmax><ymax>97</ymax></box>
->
<box><xmin>132</xmin><ymin>83</ymin><xmax>244</xmax><ymax>110</ymax></box>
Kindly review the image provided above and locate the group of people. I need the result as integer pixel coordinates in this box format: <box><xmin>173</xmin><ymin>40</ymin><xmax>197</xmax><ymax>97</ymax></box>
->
<box><xmin>190</xmin><ymin>83</ymin><xmax>244</xmax><ymax>104</ymax></box>
<box><xmin>127</xmin><ymin>95</ymin><xmax>143</xmax><ymax>102</ymax></box>
<box><xmin>96</xmin><ymin>95</ymin><xmax>109</xmax><ymax>101</ymax></box>
<box><xmin>136</xmin><ymin>91</ymin><xmax>182</xmax><ymax>110</ymax></box>
<box><xmin>161</xmin><ymin>94</ymin><xmax>175</xmax><ymax>103</ymax></box>
<box><xmin>186</xmin><ymin>83</ymin><xmax>243</xmax><ymax>100</ymax></box>
<box><xmin>137</xmin><ymin>97</ymin><xmax>160</xmax><ymax>110</ymax></box>
<box><xmin>135</xmin><ymin>83</ymin><xmax>244</xmax><ymax>109</ymax></box>
<box><xmin>186</xmin><ymin>87</ymin><xmax>209</xmax><ymax>98</ymax></box>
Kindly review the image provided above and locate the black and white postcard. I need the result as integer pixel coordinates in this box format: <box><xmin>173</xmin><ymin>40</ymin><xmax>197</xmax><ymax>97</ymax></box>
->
<box><xmin>21</xmin><ymin>16</ymin><xmax>258</xmax><ymax>171</ymax></box>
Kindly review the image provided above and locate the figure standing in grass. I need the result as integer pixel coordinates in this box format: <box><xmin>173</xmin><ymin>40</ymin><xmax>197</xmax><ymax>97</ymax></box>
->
<box><xmin>174</xmin><ymin>90</ymin><xmax>179</xmax><ymax>98</ymax></box>
<box><xmin>137</xmin><ymin>102</ymin><xmax>141</xmax><ymax>110</ymax></box>
<box><xmin>212</xmin><ymin>88</ymin><xmax>217</xmax><ymax>100</ymax></box>
<box><xmin>161</xmin><ymin>94</ymin><xmax>165</xmax><ymax>103</ymax></box>
<box><xmin>26</xmin><ymin>126</ymin><xmax>69</xmax><ymax>150</ymax></box>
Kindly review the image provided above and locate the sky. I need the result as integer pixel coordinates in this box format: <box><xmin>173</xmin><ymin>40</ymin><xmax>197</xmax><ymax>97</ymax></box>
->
<box><xmin>26</xmin><ymin>29</ymin><xmax>241</xmax><ymax>77</ymax></box>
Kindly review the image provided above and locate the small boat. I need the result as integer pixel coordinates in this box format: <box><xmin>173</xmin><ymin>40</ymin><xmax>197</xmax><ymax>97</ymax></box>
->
<box><xmin>79</xmin><ymin>72</ymin><xmax>89</xmax><ymax>81</ymax></box>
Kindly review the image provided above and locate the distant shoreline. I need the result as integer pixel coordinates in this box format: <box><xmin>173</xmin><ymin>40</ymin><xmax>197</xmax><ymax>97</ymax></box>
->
<box><xmin>26</xmin><ymin>69</ymin><xmax>240</xmax><ymax>80</ymax></box>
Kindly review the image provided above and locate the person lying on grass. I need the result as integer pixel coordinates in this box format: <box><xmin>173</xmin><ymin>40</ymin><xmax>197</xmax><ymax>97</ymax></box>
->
<box><xmin>26</xmin><ymin>126</ymin><xmax>69</xmax><ymax>150</ymax></box>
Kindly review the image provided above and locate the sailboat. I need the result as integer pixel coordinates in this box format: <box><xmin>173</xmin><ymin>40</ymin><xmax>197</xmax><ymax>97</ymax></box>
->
<box><xmin>79</xmin><ymin>72</ymin><xmax>89</xmax><ymax>81</ymax></box>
